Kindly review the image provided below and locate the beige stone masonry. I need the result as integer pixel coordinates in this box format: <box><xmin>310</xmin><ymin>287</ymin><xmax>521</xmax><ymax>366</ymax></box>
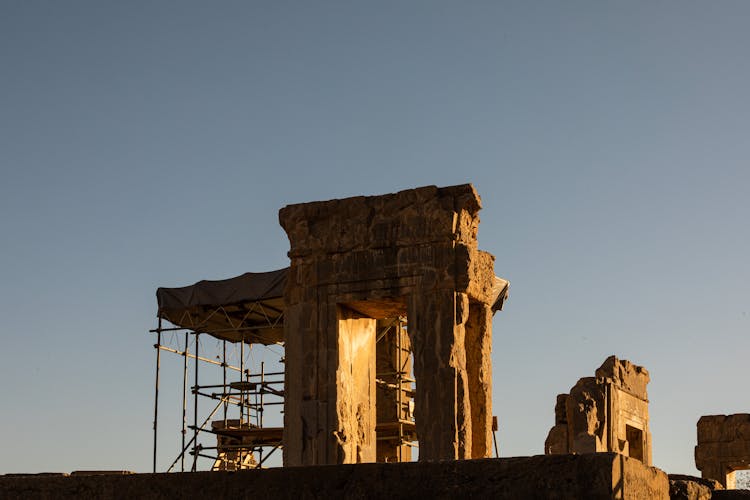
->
<box><xmin>545</xmin><ymin>355</ymin><xmax>653</xmax><ymax>466</ymax></box>
<box><xmin>279</xmin><ymin>184</ymin><xmax>499</xmax><ymax>465</ymax></box>
<box><xmin>695</xmin><ymin>414</ymin><xmax>750</xmax><ymax>489</ymax></box>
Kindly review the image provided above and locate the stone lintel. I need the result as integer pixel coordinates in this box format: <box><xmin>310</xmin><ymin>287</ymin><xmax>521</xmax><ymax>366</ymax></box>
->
<box><xmin>279</xmin><ymin>184</ymin><xmax>482</xmax><ymax>258</ymax></box>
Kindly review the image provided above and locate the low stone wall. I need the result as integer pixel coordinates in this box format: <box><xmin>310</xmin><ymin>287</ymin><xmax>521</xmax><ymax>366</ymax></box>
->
<box><xmin>0</xmin><ymin>453</ymin><xmax>668</xmax><ymax>500</ymax></box>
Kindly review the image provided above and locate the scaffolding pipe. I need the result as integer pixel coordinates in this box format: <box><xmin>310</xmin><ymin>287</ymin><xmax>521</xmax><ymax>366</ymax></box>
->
<box><xmin>396</xmin><ymin>321</ymin><xmax>402</xmax><ymax>461</ymax></box>
<box><xmin>240</xmin><ymin>334</ymin><xmax>245</xmax><ymax>426</ymax></box>
<box><xmin>197</xmin><ymin>378</ymin><xmax>284</xmax><ymax>389</ymax></box>
<box><xmin>199</xmin><ymin>443</ymin><xmax>280</xmax><ymax>451</ymax></box>
<box><xmin>150</xmin><ymin>324</ymin><xmax>282</xmax><ymax>334</ymax></box>
<box><xmin>181</xmin><ymin>331</ymin><xmax>189</xmax><ymax>472</ymax></box>
<box><xmin>152</xmin><ymin>320</ymin><xmax>287</xmax><ymax>472</ymax></box>
<box><xmin>260</xmin><ymin>361</ymin><xmax>265</xmax><ymax>428</ymax></box>
<box><xmin>152</xmin><ymin>325</ymin><xmax>162</xmax><ymax>473</ymax></box>
<box><xmin>222</xmin><ymin>340</ymin><xmax>227</xmax><ymax>426</ymax></box>
<box><xmin>167</xmin><ymin>396</ymin><xmax>229</xmax><ymax>473</ymax></box>
<box><xmin>255</xmin><ymin>444</ymin><xmax>280</xmax><ymax>468</ymax></box>
<box><xmin>156</xmin><ymin>345</ymin><xmax>243</xmax><ymax>372</ymax></box>
<box><xmin>192</xmin><ymin>333</ymin><xmax>200</xmax><ymax>472</ymax></box>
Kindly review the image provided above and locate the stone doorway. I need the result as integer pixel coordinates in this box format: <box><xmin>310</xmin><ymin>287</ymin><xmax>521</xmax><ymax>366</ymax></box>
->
<box><xmin>279</xmin><ymin>185</ymin><xmax>507</xmax><ymax>466</ymax></box>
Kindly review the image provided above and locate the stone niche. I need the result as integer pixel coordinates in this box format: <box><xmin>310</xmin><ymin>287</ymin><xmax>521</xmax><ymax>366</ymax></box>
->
<box><xmin>279</xmin><ymin>184</ymin><xmax>503</xmax><ymax>466</ymax></box>
<box><xmin>544</xmin><ymin>355</ymin><xmax>653</xmax><ymax>466</ymax></box>
<box><xmin>695</xmin><ymin>414</ymin><xmax>750</xmax><ymax>489</ymax></box>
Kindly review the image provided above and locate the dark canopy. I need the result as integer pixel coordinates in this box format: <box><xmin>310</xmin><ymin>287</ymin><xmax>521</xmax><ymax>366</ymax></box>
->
<box><xmin>156</xmin><ymin>268</ymin><xmax>287</xmax><ymax>345</ymax></box>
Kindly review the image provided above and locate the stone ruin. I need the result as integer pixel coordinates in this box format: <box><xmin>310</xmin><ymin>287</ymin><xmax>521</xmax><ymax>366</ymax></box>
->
<box><xmin>545</xmin><ymin>355</ymin><xmax>653</xmax><ymax>466</ymax></box>
<box><xmin>695</xmin><ymin>414</ymin><xmax>750</xmax><ymax>489</ymax></box>
<box><xmin>279</xmin><ymin>184</ymin><xmax>506</xmax><ymax>465</ymax></box>
<box><xmin>9</xmin><ymin>183</ymin><xmax>750</xmax><ymax>498</ymax></box>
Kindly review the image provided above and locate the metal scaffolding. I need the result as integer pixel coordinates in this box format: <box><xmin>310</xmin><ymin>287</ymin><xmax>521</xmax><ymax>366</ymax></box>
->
<box><xmin>151</xmin><ymin>320</ymin><xmax>285</xmax><ymax>472</ymax></box>
<box><xmin>151</xmin><ymin>269</ymin><xmax>287</xmax><ymax>473</ymax></box>
<box><xmin>151</xmin><ymin>269</ymin><xmax>419</xmax><ymax>470</ymax></box>
<box><xmin>375</xmin><ymin>317</ymin><xmax>417</xmax><ymax>462</ymax></box>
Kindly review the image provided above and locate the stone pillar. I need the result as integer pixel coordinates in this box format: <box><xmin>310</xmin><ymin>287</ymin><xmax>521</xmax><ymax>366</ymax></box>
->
<box><xmin>282</xmin><ymin>298</ymin><xmax>317</xmax><ymax>466</ymax></box>
<box><xmin>335</xmin><ymin>307</ymin><xmax>377</xmax><ymax>463</ymax></box>
<box><xmin>282</xmin><ymin>301</ymin><xmax>376</xmax><ymax>466</ymax></box>
<box><xmin>408</xmin><ymin>289</ymin><xmax>472</xmax><ymax>460</ymax></box>
<box><xmin>465</xmin><ymin>301</ymin><xmax>494</xmax><ymax>458</ymax></box>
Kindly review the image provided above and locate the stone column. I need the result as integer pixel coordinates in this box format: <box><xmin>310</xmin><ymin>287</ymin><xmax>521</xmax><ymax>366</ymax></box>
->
<box><xmin>283</xmin><ymin>296</ymin><xmax>377</xmax><ymax>466</ymax></box>
<box><xmin>335</xmin><ymin>306</ymin><xmax>377</xmax><ymax>463</ymax></box>
<box><xmin>465</xmin><ymin>301</ymin><xmax>493</xmax><ymax>458</ymax></box>
<box><xmin>408</xmin><ymin>289</ymin><xmax>472</xmax><ymax>460</ymax></box>
<box><xmin>282</xmin><ymin>297</ymin><xmax>318</xmax><ymax>466</ymax></box>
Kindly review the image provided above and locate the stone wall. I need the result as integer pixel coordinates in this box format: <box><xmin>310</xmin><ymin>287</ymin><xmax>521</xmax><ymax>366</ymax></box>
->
<box><xmin>0</xmin><ymin>454</ymin><xmax>670</xmax><ymax>500</ymax></box>
<box><xmin>545</xmin><ymin>355</ymin><xmax>652</xmax><ymax>465</ymax></box>
<box><xmin>696</xmin><ymin>414</ymin><xmax>750</xmax><ymax>489</ymax></box>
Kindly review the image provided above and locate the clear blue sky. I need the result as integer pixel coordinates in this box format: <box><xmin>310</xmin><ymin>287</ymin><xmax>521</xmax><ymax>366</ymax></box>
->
<box><xmin>1</xmin><ymin>1</ymin><xmax>748</xmax><ymax>475</ymax></box>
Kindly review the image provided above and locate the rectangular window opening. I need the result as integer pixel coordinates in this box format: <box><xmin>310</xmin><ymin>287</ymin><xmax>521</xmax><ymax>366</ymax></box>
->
<box><xmin>625</xmin><ymin>425</ymin><xmax>644</xmax><ymax>462</ymax></box>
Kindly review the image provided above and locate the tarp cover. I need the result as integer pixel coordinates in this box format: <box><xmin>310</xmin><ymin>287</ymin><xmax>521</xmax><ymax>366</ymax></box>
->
<box><xmin>156</xmin><ymin>268</ymin><xmax>287</xmax><ymax>345</ymax></box>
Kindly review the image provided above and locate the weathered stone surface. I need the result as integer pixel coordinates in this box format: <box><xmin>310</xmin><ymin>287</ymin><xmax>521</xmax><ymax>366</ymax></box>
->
<box><xmin>695</xmin><ymin>414</ymin><xmax>750</xmax><ymax>489</ymax></box>
<box><xmin>595</xmin><ymin>356</ymin><xmax>650</xmax><ymax>401</ymax></box>
<box><xmin>465</xmin><ymin>300</ymin><xmax>493</xmax><ymax>458</ymax></box>
<box><xmin>544</xmin><ymin>355</ymin><xmax>652</xmax><ymax>465</ymax></box>
<box><xmin>0</xmin><ymin>453</ymin><xmax>669</xmax><ymax>500</ymax></box>
<box><xmin>555</xmin><ymin>394</ymin><xmax>568</xmax><ymax>425</ymax></box>
<box><xmin>545</xmin><ymin>424</ymin><xmax>568</xmax><ymax>455</ymax></box>
<box><xmin>668</xmin><ymin>474</ymin><xmax>717</xmax><ymax>500</ymax></box>
<box><xmin>280</xmin><ymin>184</ymin><xmax>503</xmax><ymax>465</ymax></box>
<box><xmin>407</xmin><ymin>288</ymin><xmax>473</xmax><ymax>459</ymax></box>
<box><xmin>335</xmin><ymin>307</ymin><xmax>377</xmax><ymax>463</ymax></box>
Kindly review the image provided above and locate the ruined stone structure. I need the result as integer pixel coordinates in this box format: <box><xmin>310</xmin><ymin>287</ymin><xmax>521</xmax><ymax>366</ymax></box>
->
<box><xmin>279</xmin><ymin>184</ymin><xmax>505</xmax><ymax>465</ymax></box>
<box><xmin>17</xmin><ymin>184</ymin><xmax>750</xmax><ymax>498</ymax></box>
<box><xmin>696</xmin><ymin>414</ymin><xmax>750</xmax><ymax>489</ymax></box>
<box><xmin>545</xmin><ymin>355</ymin><xmax>653</xmax><ymax>466</ymax></box>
